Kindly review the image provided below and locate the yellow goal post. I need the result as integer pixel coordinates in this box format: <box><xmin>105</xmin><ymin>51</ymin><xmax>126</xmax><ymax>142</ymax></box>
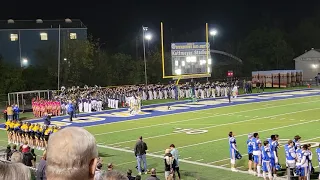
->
<box><xmin>161</xmin><ymin>22</ymin><xmax>211</xmax><ymax>79</ymax></box>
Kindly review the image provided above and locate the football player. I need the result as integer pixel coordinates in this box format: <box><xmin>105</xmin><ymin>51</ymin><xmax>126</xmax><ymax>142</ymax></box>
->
<box><xmin>315</xmin><ymin>144</ymin><xmax>320</xmax><ymax>180</ymax></box>
<box><xmin>285</xmin><ymin>140</ymin><xmax>296</xmax><ymax>178</ymax></box>
<box><xmin>252</xmin><ymin>132</ymin><xmax>262</xmax><ymax>177</ymax></box>
<box><xmin>247</xmin><ymin>133</ymin><xmax>254</xmax><ymax>174</ymax></box>
<box><xmin>228</xmin><ymin>131</ymin><xmax>239</xmax><ymax>172</ymax></box>
<box><xmin>262</xmin><ymin>140</ymin><xmax>273</xmax><ymax>180</ymax></box>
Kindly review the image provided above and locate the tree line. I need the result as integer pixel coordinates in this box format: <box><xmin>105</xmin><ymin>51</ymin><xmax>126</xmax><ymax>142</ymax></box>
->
<box><xmin>1</xmin><ymin>16</ymin><xmax>320</xmax><ymax>94</ymax></box>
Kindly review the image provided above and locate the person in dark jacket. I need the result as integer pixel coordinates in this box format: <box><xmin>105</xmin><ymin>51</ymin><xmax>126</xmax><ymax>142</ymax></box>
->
<box><xmin>134</xmin><ymin>136</ymin><xmax>148</xmax><ymax>175</ymax></box>
<box><xmin>5</xmin><ymin>145</ymin><xmax>12</xmax><ymax>160</ymax></box>
<box><xmin>67</xmin><ymin>101</ymin><xmax>74</xmax><ymax>122</ymax></box>
<box><xmin>43</xmin><ymin>113</ymin><xmax>51</xmax><ymax>126</ymax></box>
<box><xmin>22</xmin><ymin>147</ymin><xmax>34</xmax><ymax>167</ymax></box>
<box><xmin>36</xmin><ymin>151</ymin><xmax>47</xmax><ymax>180</ymax></box>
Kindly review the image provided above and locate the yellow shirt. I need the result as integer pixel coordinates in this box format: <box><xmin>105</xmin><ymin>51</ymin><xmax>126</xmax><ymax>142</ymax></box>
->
<box><xmin>22</xmin><ymin>125</ymin><xmax>28</xmax><ymax>131</ymax></box>
<box><xmin>9</xmin><ymin>122</ymin><xmax>14</xmax><ymax>128</ymax></box>
<box><xmin>5</xmin><ymin>121</ymin><xmax>10</xmax><ymax>130</ymax></box>
<box><xmin>53</xmin><ymin>129</ymin><xmax>58</xmax><ymax>133</ymax></box>
<box><xmin>14</xmin><ymin>123</ymin><xmax>20</xmax><ymax>128</ymax></box>
<box><xmin>33</xmin><ymin>126</ymin><xmax>39</xmax><ymax>132</ymax></box>
<box><xmin>6</xmin><ymin>107</ymin><xmax>13</xmax><ymax>115</ymax></box>
<box><xmin>44</xmin><ymin>129</ymin><xmax>51</xmax><ymax>135</ymax></box>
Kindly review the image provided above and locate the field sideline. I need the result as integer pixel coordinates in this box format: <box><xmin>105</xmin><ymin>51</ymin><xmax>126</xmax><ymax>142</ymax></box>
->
<box><xmin>1</xmin><ymin>89</ymin><xmax>320</xmax><ymax>179</ymax></box>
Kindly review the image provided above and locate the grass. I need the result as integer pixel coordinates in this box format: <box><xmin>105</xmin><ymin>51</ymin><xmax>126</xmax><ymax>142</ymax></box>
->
<box><xmin>1</xmin><ymin>87</ymin><xmax>320</xmax><ymax>180</ymax></box>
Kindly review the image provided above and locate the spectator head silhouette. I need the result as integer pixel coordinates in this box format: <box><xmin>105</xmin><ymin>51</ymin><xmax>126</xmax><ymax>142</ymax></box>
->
<box><xmin>46</xmin><ymin>127</ymin><xmax>98</xmax><ymax>180</ymax></box>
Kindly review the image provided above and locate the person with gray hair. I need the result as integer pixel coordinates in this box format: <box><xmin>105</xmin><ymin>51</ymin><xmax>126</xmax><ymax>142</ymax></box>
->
<box><xmin>0</xmin><ymin>161</ymin><xmax>31</xmax><ymax>180</ymax></box>
<box><xmin>10</xmin><ymin>151</ymin><xmax>23</xmax><ymax>163</ymax></box>
<box><xmin>101</xmin><ymin>170</ymin><xmax>127</xmax><ymax>180</ymax></box>
<box><xmin>46</xmin><ymin>127</ymin><xmax>98</xmax><ymax>180</ymax></box>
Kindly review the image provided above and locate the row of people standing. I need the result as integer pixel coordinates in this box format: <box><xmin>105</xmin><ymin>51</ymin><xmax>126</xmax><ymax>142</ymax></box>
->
<box><xmin>4</xmin><ymin>104</ymin><xmax>20</xmax><ymax>121</ymax></box>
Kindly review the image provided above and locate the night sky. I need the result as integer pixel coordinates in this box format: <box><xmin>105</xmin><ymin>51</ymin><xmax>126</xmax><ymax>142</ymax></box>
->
<box><xmin>1</xmin><ymin>0</ymin><xmax>320</xmax><ymax>50</ymax></box>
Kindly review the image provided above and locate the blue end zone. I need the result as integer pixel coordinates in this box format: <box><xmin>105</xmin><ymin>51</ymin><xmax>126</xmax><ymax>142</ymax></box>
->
<box><xmin>1</xmin><ymin>89</ymin><xmax>320</xmax><ymax>129</ymax></box>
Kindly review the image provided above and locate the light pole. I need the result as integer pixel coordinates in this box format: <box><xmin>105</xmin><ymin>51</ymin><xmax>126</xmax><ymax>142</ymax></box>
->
<box><xmin>142</xmin><ymin>26</ymin><xmax>150</xmax><ymax>86</ymax></box>
<box><xmin>57</xmin><ymin>24</ymin><xmax>61</xmax><ymax>91</ymax></box>
<box><xmin>208</xmin><ymin>29</ymin><xmax>218</xmax><ymax>81</ymax></box>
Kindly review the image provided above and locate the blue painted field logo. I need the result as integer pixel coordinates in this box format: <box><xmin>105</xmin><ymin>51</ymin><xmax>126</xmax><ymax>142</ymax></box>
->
<box><xmin>173</xmin><ymin>128</ymin><xmax>208</xmax><ymax>135</ymax></box>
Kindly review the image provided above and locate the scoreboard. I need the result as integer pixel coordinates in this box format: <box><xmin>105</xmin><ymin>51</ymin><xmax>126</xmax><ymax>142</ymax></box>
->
<box><xmin>171</xmin><ymin>42</ymin><xmax>211</xmax><ymax>76</ymax></box>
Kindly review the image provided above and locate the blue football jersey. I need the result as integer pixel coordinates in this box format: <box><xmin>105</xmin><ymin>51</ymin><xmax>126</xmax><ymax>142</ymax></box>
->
<box><xmin>270</xmin><ymin>141</ymin><xmax>278</xmax><ymax>158</ymax></box>
<box><xmin>316</xmin><ymin>148</ymin><xmax>320</xmax><ymax>162</ymax></box>
<box><xmin>229</xmin><ymin>137</ymin><xmax>237</xmax><ymax>151</ymax></box>
<box><xmin>252</xmin><ymin>137</ymin><xmax>261</xmax><ymax>151</ymax></box>
<box><xmin>285</xmin><ymin>145</ymin><xmax>296</xmax><ymax>161</ymax></box>
<box><xmin>262</xmin><ymin>146</ymin><xmax>271</xmax><ymax>161</ymax></box>
<box><xmin>247</xmin><ymin>139</ymin><xmax>253</xmax><ymax>154</ymax></box>
<box><xmin>296</xmin><ymin>148</ymin><xmax>302</xmax><ymax>161</ymax></box>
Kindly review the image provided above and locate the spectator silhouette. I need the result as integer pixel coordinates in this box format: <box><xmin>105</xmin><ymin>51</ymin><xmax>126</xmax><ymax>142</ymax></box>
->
<box><xmin>46</xmin><ymin>127</ymin><xmax>98</xmax><ymax>180</ymax></box>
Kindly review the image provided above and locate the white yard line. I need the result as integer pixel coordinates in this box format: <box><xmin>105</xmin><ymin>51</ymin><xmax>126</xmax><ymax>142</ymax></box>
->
<box><xmin>97</xmin><ymin>144</ymin><xmax>251</xmax><ymax>175</ymax></box>
<box><xmin>87</xmin><ymin>94</ymin><xmax>320</xmax><ymax>130</ymax></box>
<box><xmin>151</xmin><ymin>118</ymin><xmax>320</xmax><ymax>154</ymax></box>
<box><xmin>195</xmin><ymin>159</ymin><xmax>204</xmax><ymax>162</ymax></box>
<box><xmin>94</xmin><ymin>98</ymin><xmax>320</xmax><ymax>136</ymax></box>
<box><xmin>96</xmin><ymin>124</ymin><xmax>313</xmax><ymax>180</ymax></box>
<box><xmin>106</xmin><ymin>107</ymin><xmax>320</xmax><ymax>146</ymax></box>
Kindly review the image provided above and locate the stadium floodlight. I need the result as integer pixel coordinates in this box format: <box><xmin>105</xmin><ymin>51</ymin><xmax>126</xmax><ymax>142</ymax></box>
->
<box><xmin>22</xmin><ymin>58</ymin><xmax>28</xmax><ymax>65</ymax></box>
<box><xmin>312</xmin><ymin>64</ymin><xmax>318</xmax><ymax>69</ymax></box>
<box><xmin>145</xmin><ymin>33</ymin><xmax>152</xmax><ymax>41</ymax></box>
<box><xmin>175</xmin><ymin>60</ymin><xmax>179</xmax><ymax>66</ymax></box>
<box><xmin>208</xmin><ymin>58</ymin><xmax>212</xmax><ymax>65</ymax></box>
<box><xmin>175</xmin><ymin>69</ymin><xmax>182</xmax><ymax>75</ymax></box>
<box><xmin>207</xmin><ymin>67</ymin><xmax>211</xmax><ymax>73</ymax></box>
<box><xmin>181</xmin><ymin>61</ymin><xmax>185</xmax><ymax>66</ymax></box>
<box><xmin>210</xmin><ymin>29</ymin><xmax>218</xmax><ymax>36</ymax></box>
<box><xmin>63</xmin><ymin>58</ymin><xmax>67</xmax><ymax>61</ymax></box>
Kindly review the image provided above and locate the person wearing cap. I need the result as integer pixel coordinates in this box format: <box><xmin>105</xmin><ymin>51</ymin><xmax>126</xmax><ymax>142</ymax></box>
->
<box><xmin>146</xmin><ymin>168</ymin><xmax>159</xmax><ymax>180</ymax></box>
<box><xmin>246</xmin><ymin>133</ymin><xmax>254</xmax><ymax>174</ymax></box>
<box><xmin>134</xmin><ymin>136</ymin><xmax>148</xmax><ymax>175</ymax></box>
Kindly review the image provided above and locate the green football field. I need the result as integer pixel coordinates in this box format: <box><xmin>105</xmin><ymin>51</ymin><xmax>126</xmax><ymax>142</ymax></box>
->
<box><xmin>0</xmin><ymin>91</ymin><xmax>320</xmax><ymax>179</ymax></box>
